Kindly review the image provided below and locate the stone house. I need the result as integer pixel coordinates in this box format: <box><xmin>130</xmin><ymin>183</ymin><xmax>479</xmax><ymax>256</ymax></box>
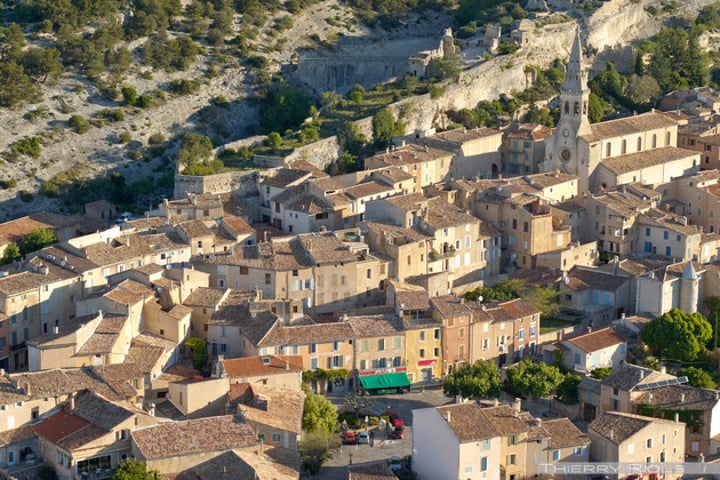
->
<box><xmin>557</xmin><ymin>327</ymin><xmax>627</xmax><ymax>374</ymax></box>
<box><xmin>234</xmin><ymin>385</ymin><xmax>304</xmax><ymax>451</ymax></box>
<box><xmin>220</xmin><ymin>354</ymin><xmax>303</xmax><ymax>391</ymax></box>
<box><xmin>588</xmin><ymin>411</ymin><xmax>685</xmax><ymax>479</ymax></box>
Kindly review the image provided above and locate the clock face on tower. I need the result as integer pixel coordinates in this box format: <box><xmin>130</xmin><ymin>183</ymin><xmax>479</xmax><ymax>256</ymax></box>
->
<box><xmin>560</xmin><ymin>148</ymin><xmax>572</xmax><ymax>162</ymax></box>
<box><xmin>562</xmin><ymin>128</ymin><xmax>569</xmax><ymax>137</ymax></box>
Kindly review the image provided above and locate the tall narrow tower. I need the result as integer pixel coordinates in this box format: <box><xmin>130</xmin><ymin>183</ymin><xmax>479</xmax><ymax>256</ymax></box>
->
<box><xmin>544</xmin><ymin>29</ymin><xmax>591</xmax><ymax>177</ymax></box>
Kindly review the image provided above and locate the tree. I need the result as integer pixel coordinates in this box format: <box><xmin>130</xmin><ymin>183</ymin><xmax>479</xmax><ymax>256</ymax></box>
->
<box><xmin>121</xmin><ymin>86</ymin><xmax>138</xmax><ymax>105</ymax></box>
<box><xmin>303</xmin><ymin>392</ymin><xmax>338</xmax><ymax>433</ymax></box>
<box><xmin>184</xmin><ymin>337</ymin><xmax>208</xmax><ymax>371</ymax></box>
<box><xmin>504</xmin><ymin>359</ymin><xmax>564</xmax><ymax>399</ymax></box>
<box><xmin>677</xmin><ymin>366</ymin><xmax>717</xmax><ymax>389</ymax></box>
<box><xmin>19</xmin><ymin>228</ymin><xmax>57</xmax><ymax>255</ymax></box>
<box><xmin>372</xmin><ymin>107</ymin><xmax>397</xmax><ymax>149</ymax></box>
<box><xmin>0</xmin><ymin>61</ymin><xmax>37</xmax><ymax>108</ymax></box>
<box><xmin>299</xmin><ymin>430</ymin><xmax>340</xmax><ymax>474</ymax></box>
<box><xmin>427</xmin><ymin>55</ymin><xmax>461</xmax><ymax>82</ymax></box>
<box><xmin>111</xmin><ymin>458</ymin><xmax>159</xmax><ymax>480</ymax></box>
<box><xmin>556</xmin><ymin>373</ymin><xmax>581</xmax><ymax>404</ymax></box>
<box><xmin>442</xmin><ymin>360</ymin><xmax>501</xmax><ymax>400</ymax></box>
<box><xmin>0</xmin><ymin>243</ymin><xmax>21</xmax><ymax>265</ymax></box>
<box><xmin>588</xmin><ymin>92</ymin><xmax>608</xmax><ymax>123</ymax></box>
<box><xmin>348</xmin><ymin>84</ymin><xmax>365</xmax><ymax>103</ymax></box>
<box><xmin>21</xmin><ymin>47</ymin><xmax>62</xmax><ymax>83</ymax></box>
<box><xmin>524</xmin><ymin>285</ymin><xmax>560</xmax><ymax>318</ymax></box>
<box><xmin>641</xmin><ymin>309</ymin><xmax>712</xmax><ymax>362</ymax></box>
<box><xmin>177</xmin><ymin>133</ymin><xmax>213</xmax><ymax>171</ymax></box>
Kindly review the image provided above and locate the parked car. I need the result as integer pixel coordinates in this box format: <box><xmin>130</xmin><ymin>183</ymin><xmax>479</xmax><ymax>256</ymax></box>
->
<box><xmin>343</xmin><ymin>432</ymin><xmax>357</xmax><ymax>445</ymax></box>
<box><xmin>389</xmin><ymin>456</ymin><xmax>402</xmax><ymax>471</ymax></box>
<box><xmin>390</xmin><ymin>425</ymin><xmax>404</xmax><ymax>439</ymax></box>
<box><xmin>387</xmin><ymin>411</ymin><xmax>404</xmax><ymax>427</ymax></box>
<box><xmin>358</xmin><ymin>432</ymin><xmax>370</xmax><ymax>444</ymax></box>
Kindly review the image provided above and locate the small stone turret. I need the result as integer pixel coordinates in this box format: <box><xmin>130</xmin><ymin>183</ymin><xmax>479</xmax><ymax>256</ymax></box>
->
<box><xmin>679</xmin><ymin>262</ymin><xmax>699</xmax><ymax>313</ymax></box>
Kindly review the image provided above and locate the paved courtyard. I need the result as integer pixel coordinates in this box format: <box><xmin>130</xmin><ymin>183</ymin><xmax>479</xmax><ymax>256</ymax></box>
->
<box><xmin>308</xmin><ymin>388</ymin><xmax>452</xmax><ymax>480</ymax></box>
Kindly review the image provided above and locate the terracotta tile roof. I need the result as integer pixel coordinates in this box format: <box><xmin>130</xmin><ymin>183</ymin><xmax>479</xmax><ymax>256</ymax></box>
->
<box><xmin>238</xmin><ymin>386</ymin><xmax>304</xmax><ymax>434</ymax></box>
<box><xmin>222</xmin><ymin>215</ymin><xmax>255</xmax><ymax>236</ymax></box>
<box><xmin>131</xmin><ymin>416</ymin><xmax>257</xmax><ymax>460</ymax></box>
<box><xmin>601</xmin><ymin>363</ymin><xmax>676</xmax><ymax>392</ymax></box>
<box><xmin>589</xmin><ymin>411</ymin><xmax>674</xmax><ymax>444</ymax></box>
<box><xmin>93</xmin><ymin>363</ymin><xmax>143</xmax><ymax>387</ymax></box>
<box><xmin>365</xmin><ymin>144</ymin><xmax>451</xmax><ymax>167</ymax></box>
<box><xmin>38</xmin><ymin>246</ymin><xmax>99</xmax><ymax>273</ymax></box>
<box><xmin>384</xmin><ymin>192</ymin><xmax>428</xmax><ymax>211</ymax></box>
<box><xmin>565</xmin><ymin>327</ymin><xmax>625</xmax><ymax>353</ymax></box>
<box><xmin>184</xmin><ymin>287</ymin><xmax>228</xmax><ymax>307</ymax></box>
<box><xmin>0</xmin><ymin>425</ymin><xmax>36</xmax><ymax>447</ymax></box>
<box><xmin>173</xmin><ymin>451</ymin><xmax>257</xmax><ymax>480</ymax></box>
<box><xmin>11</xmin><ymin>367</ymin><xmax>130</xmax><ymax>401</ymax></box>
<box><xmin>72</xmin><ymin>390</ymin><xmax>137</xmax><ymax>430</ymax></box>
<box><xmin>504</xmin><ymin>123</ymin><xmax>552</xmax><ymax>141</ymax></box>
<box><xmin>200</xmin><ymin>238</ymin><xmax>312</xmax><ymax>271</ymax></box>
<box><xmin>543</xmin><ymin>418</ymin><xmax>590</xmax><ymax>449</ymax></box>
<box><xmin>483</xmin><ymin>404</ymin><xmax>548</xmax><ymax>439</ymax></box>
<box><xmin>431</xmin><ymin>295</ymin><xmax>472</xmax><ymax>318</ymax></box>
<box><xmin>372</xmin><ymin>167</ymin><xmax>414</xmax><ymax>183</ymax></box>
<box><xmin>423</xmin><ymin>197</ymin><xmax>478</xmax><ymax>230</ymax></box>
<box><xmin>133</xmin><ymin>331</ymin><xmax>177</xmax><ymax>350</ymax></box>
<box><xmin>431</xmin><ymin>126</ymin><xmax>502</xmax><ymax>143</ymax></box>
<box><xmin>435</xmin><ymin>403</ymin><xmax>500</xmax><ymax>442</ymax></box>
<box><xmin>361</xmin><ymin>221</ymin><xmax>430</xmax><ymax>243</ymax></box>
<box><xmin>599</xmin><ymin>147</ymin><xmax>697</xmax><ymax>175</ymax></box>
<box><xmin>299</xmin><ymin>233</ymin><xmax>357</xmax><ymax>265</ymax></box>
<box><xmin>0</xmin><ymin>216</ymin><xmax>56</xmax><ymax>247</ymax></box>
<box><xmin>285</xmin><ymin>193</ymin><xmax>334</xmax><ymax>214</ymax></box>
<box><xmin>258</xmin><ymin>321</ymin><xmax>355</xmax><ymax>347</ymax></box>
<box><xmin>632</xmin><ymin>384</ymin><xmax>720</xmax><ymax>411</ymax></box>
<box><xmin>262</xmin><ymin>168</ymin><xmax>311</xmax><ymax>188</ymax></box>
<box><xmin>223</xmin><ymin>355</ymin><xmax>303</xmax><ymax>378</ymax></box>
<box><xmin>564</xmin><ymin>267</ymin><xmax>628</xmax><ymax>292</ymax></box>
<box><xmin>126</xmin><ymin>345</ymin><xmax>166</xmax><ymax>374</ymax></box>
<box><xmin>310</xmin><ymin>176</ymin><xmax>345</xmax><ymax>193</ymax></box>
<box><xmin>388</xmin><ymin>280</ymin><xmax>430</xmax><ymax>310</ymax></box>
<box><xmin>347</xmin><ymin>314</ymin><xmax>404</xmax><ymax>338</ymax></box>
<box><xmin>344</xmin><ymin>180</ymin><xmax>395</xmax><ymax>200</ymax></box>
<box><xmin>288</xmin><ymin>159</ymin><xmax>329</xmax><ymax>178</ymax></box>
<box><xmin>103</xmin><ymin>280</ymin><xmax>153</xmax><ymax>305</ymax></box>
<box><xmin>235</xmin><ymin>447</ymin><xmax>301</xmax><ymax>480</ymax></box>
<box><xmin>33</xmin><ymin>409</ymin><xmax>92</xmax><ymax>446</ymax></box>
<box><xmin>177</xmin><ymin>219</ymin><xmax>213</xmax><ymax>239</ymax></box>
<box><xmin>76</xmin><ymin>315</ymin><xmax>127</xmax><ymax>355</ymax></box>
<box><xmin>348</xmin><ymin>461</ymin><xmax>398</xmax><ymax>480</ymax></box>
<box><xmin>0</xmin><ymin>269</ymin><xmax>69</xmax><ymax>295</ymax></box>
<box><xmin>580</xmin><ymin>111</ymin><xmax>678</xmax><ymax>143</ymax></box>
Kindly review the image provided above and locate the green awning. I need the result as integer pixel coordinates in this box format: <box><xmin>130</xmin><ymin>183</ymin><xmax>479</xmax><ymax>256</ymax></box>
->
<box><xmin>359</xmin><ymin>372</ymin><xmax>411</xmax><ymax>390</ymax></box>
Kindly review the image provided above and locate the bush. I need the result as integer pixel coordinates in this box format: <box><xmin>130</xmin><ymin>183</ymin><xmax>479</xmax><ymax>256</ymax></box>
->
<box><xmin>40</xmin><ymin>181</ymin><xmax>60</xmax><ymax>197</ymax></box>
<box><xmin>148</xmin><ymin>133</ymin><xmax>166</xmax><ymax>145</ymax></box>
<box><xmin>68</xmin><ymin>115</ymin><xmax>90</xmax><ymax>134</ymax></box>
<box><xmin>136</xmin><ymin>94</ymin><xmax>152</xmax><ymax>108</ymax></box>
<box><xmin>12</xmin><ymin>137</ymin><xmax>41</xmax><ymax>159</ymax></box>
<box><xmin>0</xmin><ymin>178</ymin><xmax>16</xmax><ymax>189</ymax></box>
<box><xmin>121</xmin><ymin>86</ymin><xmax>137</xmax><ymax>105</ymax></box>
<box><xmin>429</xmin><ymin>84</ymin><xmax>445</xmax><ymax>99</ymax></box>
<box><xmin>19</xmin><ymin>190</ymin><xmax>33</xmax><ymax>202</ymax></box>
<box><xmin>214</xmin><ymin>95</ymin><xmax>229</xmax><ymax>106</ymax></box>
<box><xmin>97</xmin><ymin>109</ymin><xmax>125</xmax><ymax>122</ymax></box>
<box><xmin>168</xmin><ymin>79</ymin><xmax>201</xmax><ymax>95</ymax></box>
<box><xmin>119</xmin><ymin>131</ymin><xmax>132</xmax><ymax>144</ymax></box>
<box><xmin>128</xmin><ymin>150</ymin><xmax>143</xmax><ymax>160</ymax></box>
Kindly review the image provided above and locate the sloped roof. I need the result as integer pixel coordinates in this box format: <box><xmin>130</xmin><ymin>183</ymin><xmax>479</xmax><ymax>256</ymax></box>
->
<box><xmin>435</xmin><ymin>403</ymin><xmax>500</xmax><ymax>442</ymax></box>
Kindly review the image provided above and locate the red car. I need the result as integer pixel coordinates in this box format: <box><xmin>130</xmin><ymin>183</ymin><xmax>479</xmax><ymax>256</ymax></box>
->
<box><xmin>391</xmin><ymin>426</ymin><xmax>404</xmax><ymax>439</ymax></box>
<box><xmin>343</xmin><ymin>432</ymin><xmax>357</xmax><ymax>445</ymax></box>
<box><xmin>387</xmin><ymin>411</ymin><xmax>404</xmax><ymax>428</ymax></box>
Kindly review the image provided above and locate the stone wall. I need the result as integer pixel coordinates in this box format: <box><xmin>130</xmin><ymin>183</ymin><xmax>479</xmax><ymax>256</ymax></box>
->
<box><xmin>283</xmin><ymin>135</ymin><xmax>342</xmax><ymax>170</ymax></box>
<box><xmin>173</xmin><ymin>170</ymin><xmax>259</xmax><ymax>199</ymax></box>
<box><xmin>297</xmin><ymin>57</ymin><xmax>409</xmax><ymax>94</ymax></box>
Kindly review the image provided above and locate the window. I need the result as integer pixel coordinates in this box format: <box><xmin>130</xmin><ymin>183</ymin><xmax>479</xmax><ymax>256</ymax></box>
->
<box><xmin>464</xmin><ymin>466</ymin><xmax>473</xmax><ymax>473</ymax></box>
<box><xmin>393</xmin><ymin>336</ymin><xmax>401</xmax><ymax>349</ymax></box>
<box><xmin>646</xmin><ymin>438</ymin><xmax>653</xmax><ymax>449</ymax></box>
<box><xmin>507</xmin><ymin>454</ymin><xmax>517</xmax><ymax>465</ymax></box>
<box><xmin>553</xmin><ymin>449</ymin><xmax>560</xmax><ymax>460</ymax></box>
<box><xmin>333</xmin><ymin>340</ymin><xmax>340</xmax><ymax>351</ymax></box>
<box><xmin>310</xmin><ymin>343</ymin><xmax>317</xmax><ymax>353</ymax></box>
<box><xmin>239</xmin><ymin>266</ymin><xmax>249</xmax><ymax>275</ymax></box>
<box><xmin>310</xmin><ymin>358</ymin><xmax>318</xmax><ymax>370</ymax></box>
<box><xmin>645</xmin><ymin>227</ymin><xmax>651</xmax><ymax>237</ymax></box>
<box><xmin>458</xmin><ymin>327</ymin><xmax>465</xmax><ymax>338</ymax></box>
<box><xmin>574</xmin><ymin>447</ymin><xmax>585</xmax><ymax>456</ymax></box>
<box><xmin>419</xmin><ymin>348</ymin><xmax>425</xmax><ymax>359</ymax></box>
<box><xmin>434</xmin><ymin>347</ymin><xmax>440</xmax><ymax>357</ymax></box>
<box><xmin>508</xmin><ymin>434</ymin><xmax>518</xmax><ymax>446</ymax></box>
<box><xmin>481</xmin><ymin>439</ymin><xmax>490</xmax><ymax>450</ymax></box>
<box><xmin>434</xmin><ymin>328</ymin><xmax>440</xmax><ymax>339</ymax></box>
<box><xmin>480</xmin><ymin>456</ymin><xmax>488</xmax><ymax>471</ymax></box>
<box><xmin>661</xmin><ymin>433</ymin><xmax>666</xmax><ymax>445</ymax></box>
<box><xmin>419</xmin><ymin>331</ymin><xmax>426</xmax><ymax>342</ymax></box>
<box><xmin>272</xmin><ymin>433</ymin><xmax>281</xmax><ymax>442</ymax></box>
<box><xmin>366</xmin><ymin>268</ymin><xmax>372</xmax><ymax>279</ymax></box>
<box><xmin>331</xmin><ymin>355</ymin><xmax>343</xmax><ymax>368</ymax></box>
<box><xmin>359</xmin><ymin>360</ymin><xmax>367</xmax><ymax>370</ymax></box>
<box><xmin>378</xmin><ymin>339</ymin><xmax>385</xmax><ymax>351</ymax></box>
<box><xmin>265</xmin><ymin>273</ymin><xmax>271</xmax><ymax>284</ymax></box>
<box><xmin>360</xmin><ymin>340</ymin><xmax>369</xmax><ymax>352</ymax></box>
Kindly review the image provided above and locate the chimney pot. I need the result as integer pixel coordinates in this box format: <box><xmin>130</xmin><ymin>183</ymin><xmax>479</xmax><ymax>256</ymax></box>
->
<box><xmin>675</xmin><ymin>412</ymin><xmax>680</xmax><ymax>423</ymax></box>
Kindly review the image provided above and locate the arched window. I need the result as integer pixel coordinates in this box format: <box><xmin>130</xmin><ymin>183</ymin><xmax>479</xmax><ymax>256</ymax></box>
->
<box><xmin>565</xmin><ymin>102</ymin><xmax>570</xmax><ymax>115</ymax></box>
<box><xmin>574</xmin><ymin>102</ymin><xmax>580</xmax><ymax>115</ymax></box>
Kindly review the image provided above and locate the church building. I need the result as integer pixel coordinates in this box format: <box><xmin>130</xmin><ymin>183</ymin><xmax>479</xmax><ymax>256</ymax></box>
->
<box><xmin>543</xmin><ymin>30</ymin><xmax>700</xmax><ymax>194</ymax></box>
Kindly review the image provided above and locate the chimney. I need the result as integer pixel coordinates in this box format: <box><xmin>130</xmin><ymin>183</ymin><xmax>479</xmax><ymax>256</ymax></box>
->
<box><xmin>148</xmin><ymin>402</ymin><xmax>156</xmax><ymax>417</ymax></box>
<box><xmin>674</xmin><ymin>412</ymin><xmax>680</xmax><ymax>423</ymax></box>
<box><xmin>285</xmin><ymin>360</ymin><xmax>290</xmax><ymax>370</ymax></box>
<box><xmin>513</xmin><ymin>397</ymin><xmax>522</xmax><ymax>413</ymax></box>
<box><xmin>609</xmin><ymin>428</ymin><xmax>614</xmax><ymax>441</ymax></box>
<box><xmin>53</xmin><ymin>326</ymin><xmax>59</xmax><ymax>335</ymax></box>
<box><xmin>680</xmin><ymin>393</ymin><xmax>685</xmax><ymax>403</ymax></box>
<box><xmin>445</xmin><ymin>411</ymin><xmax>451</xmax><ymax>423</ymax></box>
<box><xmin>125</xmin><ymin>235</ymin><xmax>130</xmax><ymax>247</ymax></box>
<box><xmin>660</xmin><ymin>366</ymin><xmax>666</xmax><ymax>374</ymax></box>
<box><xmin>69</xmin><ymin>393</ymin><xmax>76</xmax><ymax>411</ymax></box>
<box><xmin>587</xmin><ymin>326</ymin><xmax>592</xmax><ymax>333</ymax></box>
<box><xmin>493</xmin><ymin>398</ymin><xmax>499</xmax><ymax>407</ymax></box>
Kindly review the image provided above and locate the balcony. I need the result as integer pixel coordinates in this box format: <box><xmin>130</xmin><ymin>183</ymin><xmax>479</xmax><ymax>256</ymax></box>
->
<box><xmin>429</xmin><ymin>245</ymin><xmax>456</xmax><ymax>261</ymax></box>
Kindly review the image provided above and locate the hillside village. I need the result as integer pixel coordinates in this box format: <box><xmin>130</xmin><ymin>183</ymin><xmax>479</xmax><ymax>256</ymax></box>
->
<box><xmin>6</xmin><ymin>2</ymin><xmax>720</xmax><ymax>480</ymax></box>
